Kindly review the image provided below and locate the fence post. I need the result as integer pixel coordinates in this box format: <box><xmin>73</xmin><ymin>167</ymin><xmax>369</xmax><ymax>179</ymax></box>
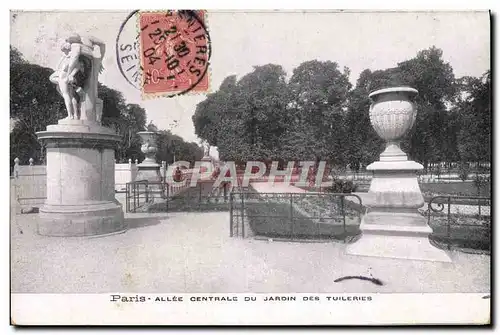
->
<box><xmin>341</xmin><ymin>196</ymin><xmax>346</xmax><ymax>242</ymax></box>
<box><xmin>133</xmin><ymin>182</ymin><xmax>137</xmax><ymax>213</ymax></box>
<box><xmin>13</xmin><ymin>158</ymin><xmax>20</xmax><ymax>213</ymax></box>
<box><xmin>289</xmin><ymin>193</ymin><xmax>294</xmax><ymax>239</ymax></box>
<box><xmin>229</xmin><ymin>192</ymin><xmax>233</xmax><ymax>237</ymax></box>
<box><xmin>128</xmin><ymin>158</ymin><xmax>132</xmax><ymax>166</ymax></box>
<box><xmin>166</xmin><ymin>181</ymin><xmax>170</xmax><ymax>211</ymax></box>
<box><xmin>447</xmin><ymin>196</ymin><xmax>451</xmax><ymax>250</ymax></box>
<box><xmin>198</xmin><ymin>183</ymin><xmax>202</xmax><ymax>209</ymax></box>
<box><xmin>125</xmin><ymin>183</ymin><xmax>128</xmax><ymax>212</ymax></box>
<box><xmin>240</xmin><ymin>191</ymin><xmax>245</xmax><ymax>238</ymax></box>
<box><xmin>427</xmin><ymin>198</ymin><xmax>432</xmax><ymax>225</ymax></box>
<box><xmin>135</xmin><ymin>159</ymin><xmax>138</xmax><ymax>165</ymax></box>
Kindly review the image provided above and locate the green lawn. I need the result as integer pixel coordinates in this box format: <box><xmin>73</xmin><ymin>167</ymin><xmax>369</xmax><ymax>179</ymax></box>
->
<box><xmin>244</xmin><ymin>195</ymin><xmax>361</xmax><ymax>241</ymax></box>
<box><xmin>243</xmin><ymin>189</ymin><xmax>490</xmax><ymax>252</ymax></box>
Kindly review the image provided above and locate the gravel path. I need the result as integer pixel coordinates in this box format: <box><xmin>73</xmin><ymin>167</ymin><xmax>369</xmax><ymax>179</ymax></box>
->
<box><xmin>11</xmin><ymin>210</ymin><xmax>490</xmax><ymax>294</ymax></box>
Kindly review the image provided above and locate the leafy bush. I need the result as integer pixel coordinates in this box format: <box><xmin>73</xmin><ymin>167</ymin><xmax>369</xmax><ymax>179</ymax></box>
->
<box><xmin>458</xmin><ymin>162</ymin><xmax>470</xmax><ymax>181</ymax></box>
<box><xmin>473</xmin><ymin>174</ymin><xmax>491</xmax><ymax>196</ymax></box>
<box><xmin>325</xmin><ymin>179</ymin><xmax>357</xmax><ymax>193</ymax></box>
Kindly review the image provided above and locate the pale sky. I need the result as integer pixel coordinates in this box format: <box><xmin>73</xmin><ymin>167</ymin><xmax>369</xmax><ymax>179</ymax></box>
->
<box><xmin>10</xmin><ymin>10</ymin><xmax>490</xmax><ymax>152</ymax></box>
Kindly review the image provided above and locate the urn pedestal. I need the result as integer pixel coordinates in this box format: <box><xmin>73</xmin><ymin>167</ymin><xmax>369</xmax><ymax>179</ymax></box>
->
<box><xmin>136</xmin><ymin>131</ymin><xmax>162</xmax><ymax>183</ymax></box>
<box><xmin>36</xmin><ymin>119</ymin><xmax>125</xmax><ymax>237</ymax></box>
<box><xmin>198</xmin><ymin>143</ymin><xmax>214</xmax><ymax>179</ymax></box>
<box><xmin>346</xmin><ymin>87</ymin><xmax>451</xmax><ymax>262</ymax></box>
<box><xmin>136</xmin><ymin>131</ymin><xmax>166</xmax><ymax>202</ymax></box>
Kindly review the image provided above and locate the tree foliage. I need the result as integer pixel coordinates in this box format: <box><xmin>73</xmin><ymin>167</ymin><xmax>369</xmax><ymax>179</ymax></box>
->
<box><xmin>455</xmin><ymin>71</ymin><xmax>491</xmax><ymax>163</ymax></box>
<box><xmin>155</xmin><ymin>130</ymin><xmax>203</xmax><ymax>165</ymax></box>
<box><xmin>10</xmin><ymin>47</ymin><xmax>65</xmax><ymax>165</ymax></box>
<box><xmin>10</xmin><ymin>46</ymin><xmax>202</xmax><ymax>167</ymax></box>
<box><xmin>344</xmin><ymin>70</ymin><xmax>385</xmax><ymax>170</ymax></box>
<box><xmin>192</xmin><ymin>46</ymin><xmax>490</xmax><ymax>169</ymax></box>
<box><xmin>396</xmin><ymin>46</ymin><xmax>457</xmax><ymax>166</ymax></box>
<box><xmin>284</xmin><ymin>61</ymin><xmax>352</xmax><ymax>166</ymax></box>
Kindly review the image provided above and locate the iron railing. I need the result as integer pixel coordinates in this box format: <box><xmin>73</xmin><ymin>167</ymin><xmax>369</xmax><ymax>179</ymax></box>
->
<box><xmin>125</xmin><ymin>179</ymin><xmax>232</xmax><ymax>213</ymax></box>
<box><xmin>229</xmin><ymin>191</ymin><xmax>363</xmax><ymax>241</ymax></box>
<box><xmin>126</xmin><ymin>180</ymin><xmax>158</xmax><ymax>212</ymax></box>
<box><xmin>427</xmin><ymin>195</ymin><xmax>491</xmax><ymax>252</ymax></box>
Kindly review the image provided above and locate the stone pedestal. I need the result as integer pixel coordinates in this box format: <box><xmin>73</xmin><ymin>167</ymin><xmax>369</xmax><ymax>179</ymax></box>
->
<box><xmin>136</xmin><ymin>162</ymin><xmax>162</xmax><ymax>183</ymax></box>
<box><xmin>346</xmin><ymin>161</ymin><xmax>451</xmax><ymax>262</ymax></box>
<box><xmin>136</xmin><ymin>131</ymin><xmax>162</xmax><ymax>183</ymax></box>
<box><xmin>346</xmin><ymin>87</ymin><xmax>451</xmax><ymax>262</ymax></box>
<box><xmin>36</xmin><ymin>119</ymin><xmax>125</xmax><ymax>237</ymax></box>
<box><xmin>136</xmin><ymin>131</ymin><xmax>165</xmax><ymax>202</ymax></box>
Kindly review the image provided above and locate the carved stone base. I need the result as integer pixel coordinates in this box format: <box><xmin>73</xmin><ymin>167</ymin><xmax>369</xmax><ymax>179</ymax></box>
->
<box><xmin>136</xmin><ymin>163</ymin><xmax>162</xmax><ymax>183</ymax></box>
<box><xmin>135</xmin><ymin>163</ymin><xmax>165</xmax><ymax>199</ymax></box>
<box><xmin>38</xmin><ymin>201</ymin><xmax>125</xmax><ymax>237</ymax></box>
<box><xmin>346</xmin><ymin>159</ymin><xmax>451</xmax><ymax>262</ymax></box>
<box><xmin>365</xmin><ymin>161</ymin><xmax>425</xmax><ymax>210</ymax></box>
<box><xmin>346</xmin><ymin>212</ymin><xmax>452</xmax><ymax>262</ymax></box>
<box><xmin>36</xmin><ymin>122</ymin><xmax>125</xmax><ymax>237</ymax></box>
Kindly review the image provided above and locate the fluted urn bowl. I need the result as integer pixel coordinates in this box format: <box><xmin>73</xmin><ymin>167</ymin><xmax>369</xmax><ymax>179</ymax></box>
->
<box><xmin>369</xmin><ymin>87</ymin><xmax>418</xmax><ymax>141</ymax></box>
<box><xmin>138</xmin><ymin>131</ymin><xmax>157</xmax><ymax>143</ymax></box>
<box><xmin>369</xmin><ymin>87</ymin><xmax>418</xmax><ymax>161</ymax></box>
<box><xmin>138</xmin><ymin>131</ymin><xmax>158</xmax><ymax>164</ymax></box>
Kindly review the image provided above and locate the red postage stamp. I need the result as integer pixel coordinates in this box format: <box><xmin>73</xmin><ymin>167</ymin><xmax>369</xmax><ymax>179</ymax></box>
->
<box><xmin>138</xmin><ymin>10</ymin><xmax>211</xmax><ymax>97</ymax></box>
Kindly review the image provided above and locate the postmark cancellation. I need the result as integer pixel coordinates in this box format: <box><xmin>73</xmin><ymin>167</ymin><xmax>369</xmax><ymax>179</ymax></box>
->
<box><xmin>137</xmin><ymin>10</ymin><xmax>211</xmax><ymax>99</ymax></box>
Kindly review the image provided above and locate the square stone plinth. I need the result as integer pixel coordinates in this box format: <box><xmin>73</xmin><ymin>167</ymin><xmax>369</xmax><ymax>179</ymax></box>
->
<box><xmin>346</xmin><ymin>212</ymin><xmax>452</xmax><ymax>263</ymax></box>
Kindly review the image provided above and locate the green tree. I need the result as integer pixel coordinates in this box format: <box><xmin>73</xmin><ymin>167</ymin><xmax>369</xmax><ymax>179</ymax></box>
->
<box><xmin>344</xmin><ymin>69</ymin><xmax>385</xmax><ymax>169</ymax></box>
<box><xmin>98</xmin><ymin>83</ymin><xmax>126</xmax><ymax>127</ymax></box>
<box><xmin>10</xmin><ymin>46</ymin><xmax>27</xmax><ymax>65</ymax></box>
<box><xmin>154</xmin><ymin>130</ymin><xmax>203</xmax><ymax>165</ymax></box>
<box><xmin>232</xmin><ymin>64</ymin><xmax>288</xmax><ymax>162</ymax></box>
<box><xmin>10</xmin><ymin>46</ymin><xmax>142</xmax><ymax>166</ymax></box>
<box><xmin>285</xmin><ymin>60</ymin><xmax>352</xmax><ymax>166</ymax></box>
<box><xmin>455</xmin><ymin>71</ymin><xmax>491</xmax><ymax>163</ymax></box>
<box><xmin>114</xmin><ymin>103</ymin><xmax>147</xmax><ymax>162</ymax></box>
<box><xmin>194</xmin><ymin>65</ymin><xmax>289</xmax><ymax>163</ymax></box>
<box><xmin>192</xmin><ymin>75</ymin><xmax>237</xmax><ymax>148</ymax></box>
<box><xmin>10</xmin><ymin>47</ymin><xmax>66</xmax><ymax>166</ymax></box>
<box><xmin>396</xmin><ymin>46</ymin><xmax>456</xmax><ymax>167</ymax></box>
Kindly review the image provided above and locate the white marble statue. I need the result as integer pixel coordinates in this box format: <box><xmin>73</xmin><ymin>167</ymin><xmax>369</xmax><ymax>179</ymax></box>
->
<box><xmin>203</xmin><ymin>142</ymin><xmax>210</xmax><ymax>157</ymax></box>
<box><xmin>50</xmin><ymin>34</ymin><xmax>106</xmax><ymax>123</ymax></box>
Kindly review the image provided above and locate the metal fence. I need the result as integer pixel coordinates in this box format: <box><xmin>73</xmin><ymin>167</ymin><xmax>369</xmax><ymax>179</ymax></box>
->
<box><xmin>125</xmin><ymin>179</ymin><xmax>233</xmax><ymax>213</ymax></box>
<box><xmin>427</xmin><ymin>195</ymin><xmax>491</xmax><ymax>252</ymax></box>
<box><xmin>229</xmin><ymin>191</ymin><xmax>363</xmax><ymax>241</ymax></box>
<box><xmin>337</xmin><ymin>170</ymin><xmax>490</xmax><ymax>184</ymax></box>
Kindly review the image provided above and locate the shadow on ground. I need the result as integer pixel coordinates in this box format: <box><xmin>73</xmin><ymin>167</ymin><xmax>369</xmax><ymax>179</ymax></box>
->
<box><xmin>124</xmin><ymin>214</ymin><xmax>170</xmax><ymax>230</ymax></box>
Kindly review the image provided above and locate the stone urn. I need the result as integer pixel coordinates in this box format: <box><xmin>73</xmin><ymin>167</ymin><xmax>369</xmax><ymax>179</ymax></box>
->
<box><xmin>368</xmin><ymin>87</ymin><xmax>418</xmax><ymax>162</ymax></box>
<box><xmin>347</xmin><ymin>86</ymin><xmax>451</xmax><ymax>262</ymax></box>
<box><xmin>136</xmin><ymin>131</ymin><xmax>162</xmax><ymax>186</ymax></box>
<box><xmin>138</xmin><ymin>131</ymin><xmax>158</xmax><ymax>165</ymax></box>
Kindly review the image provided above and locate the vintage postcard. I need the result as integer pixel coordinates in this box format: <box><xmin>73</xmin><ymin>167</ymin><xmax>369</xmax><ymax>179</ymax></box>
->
<box><xmin>9</xmin><ymin>9</ymin><xmax>491</xmax><ymax>326</ymax></box>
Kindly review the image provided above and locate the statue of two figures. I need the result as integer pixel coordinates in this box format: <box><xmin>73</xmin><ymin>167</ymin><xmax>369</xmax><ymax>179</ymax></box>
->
<box><xmin>50</xmin><ymin>34</ymin><xmax>105</xmax><ymax>123</ymax></box>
